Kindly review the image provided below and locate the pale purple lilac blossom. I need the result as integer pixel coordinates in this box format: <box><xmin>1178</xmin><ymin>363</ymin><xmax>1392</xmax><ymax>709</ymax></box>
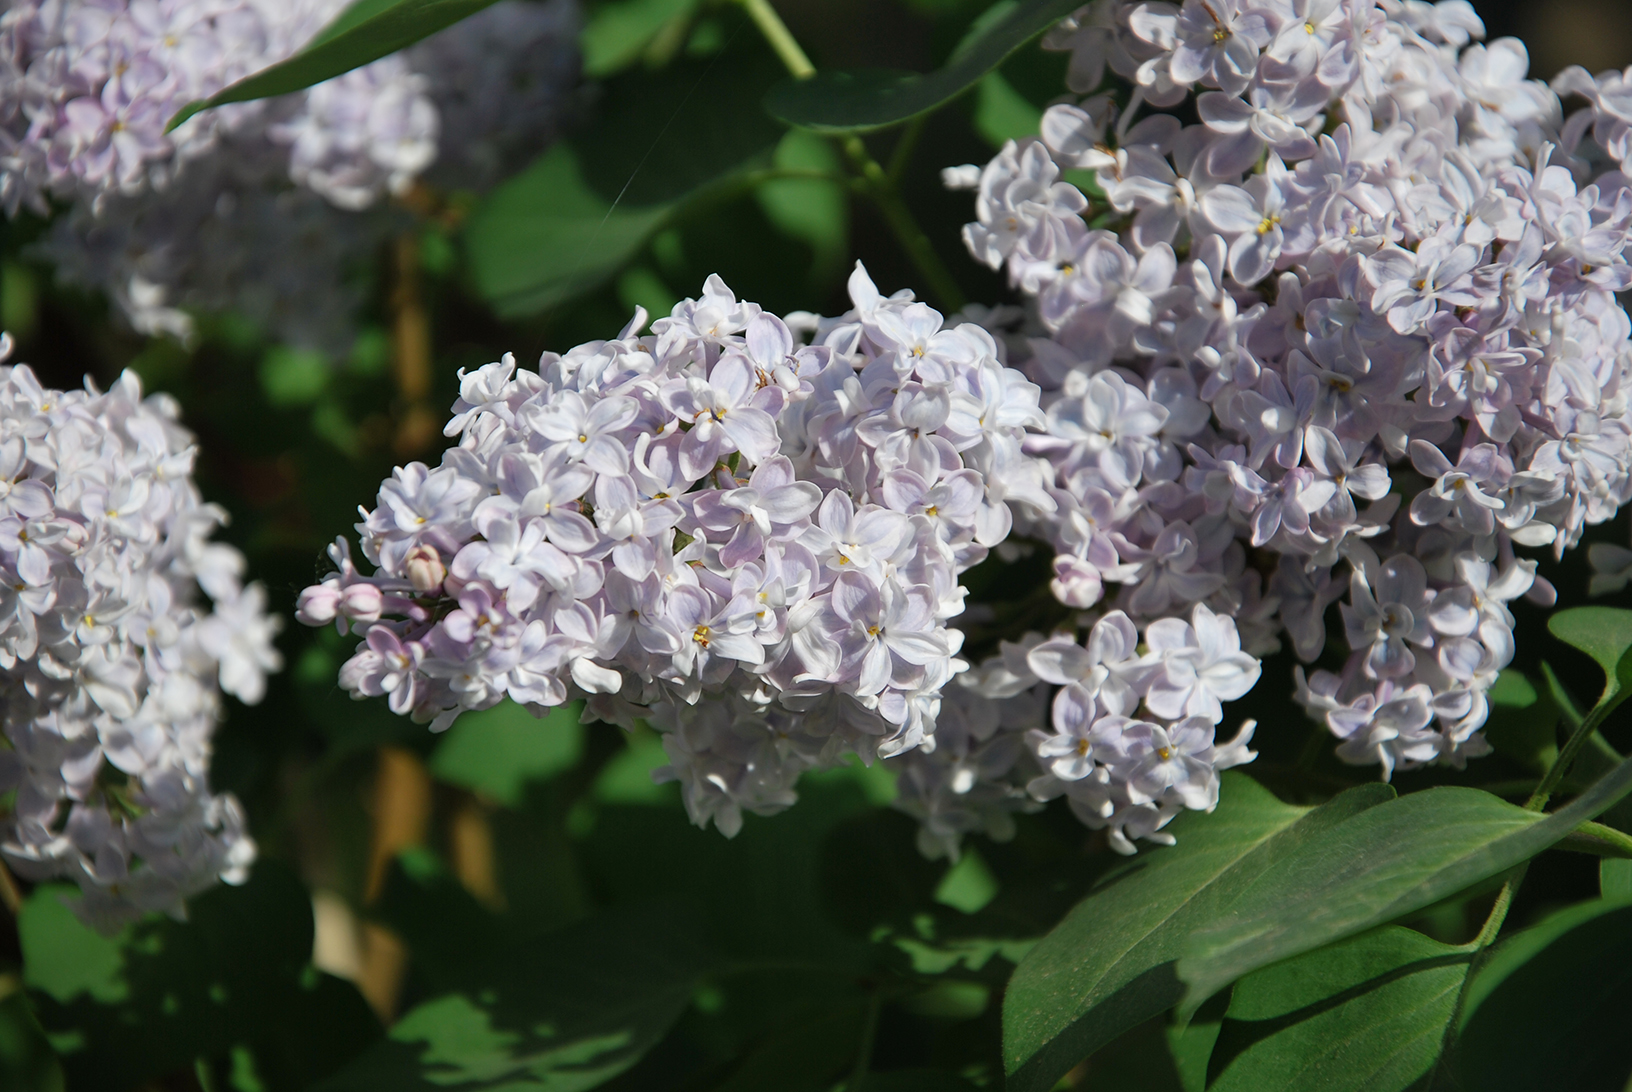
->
<box><xmin>927</xmin><ymin>0</ymin><xmax>1632</xmax><ymax>854</ymax></box>
<box><xmin>0</xmin><ymin>333</ymin><xmax>280</xmax><ymax>930</ymax></box>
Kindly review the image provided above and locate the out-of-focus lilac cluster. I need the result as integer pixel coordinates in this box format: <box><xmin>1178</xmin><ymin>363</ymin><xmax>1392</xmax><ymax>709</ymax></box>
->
<box><xmin>917</xmin><ymin>0</ymin><xmax>1632</xmax><ymax>853</ymax></box>
<box><xmin>5</xmin><ymin>0</ymin><xmax>578</xmax><ymax>352</ymax></box>
<box><xmin>0</xmin><ymin>333</ymin><xmax>281</xmax><ymax>930</ymax></box>
<box><xmin>298</xmin><ymin>267</ymin><xmax>1058</xmax><ymax>839</ymax></box>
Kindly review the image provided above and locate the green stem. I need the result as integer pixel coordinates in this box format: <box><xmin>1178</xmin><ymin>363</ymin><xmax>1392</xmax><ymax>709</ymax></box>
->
<box><xmin>737</xmin><ymin>0</ymin><xmax>968</xmax><ymax>313</ymax></box>
<box><xmin>738</xmin><ymin>0</ymin><xmax>814</xmax><ymax>78</ymax></box>
<box><xmin>846</xmin><ymin>137</ymin><xmax>969</xmax><ymax>311</ymax></box>
<box><xmin>848</xmin><ymin>988</ymin><xmax>883</xmax><ymax>1092</ymax></box>
<box><xmin>887</xmin><ymin>115</ymin><xmax>927</xmax><ymax>186</ymax></box>
<box><xmin>195</xmin><ymin>1058</ymin><xmax>220</xmax><ymax>1092</ymax></box>
<box><xmin>1469</xmin><ymin>863</ymin><xmax>1527</xmax><ymax>951</ymax></box>
<box><xmin>1561</xmin><ymin>819</ymin><xmax>1632</xmax><ymax>858</ymax></box>
<box><xmin>1527</xmin><ymin>696</ymin><xmax>1623</xmax><ymax>812</ymax></box>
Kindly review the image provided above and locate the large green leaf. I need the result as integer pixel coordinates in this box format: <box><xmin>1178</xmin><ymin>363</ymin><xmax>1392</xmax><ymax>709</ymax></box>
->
<box><xmin>466</xmin><ymin>51</ymin><xmax>787</xmax><ymax>316</ymax></box>
<box><xmin>169</xmin><ymin>0</ymin><xmax>501</xmax><ymax>130</ymax></box>
<box><xmin>21</xmin><ymin>864</ymin><xmax>381</xmax><ymax>1091</ymax></box>
<box><xmin>1206</xmin><ymin>927</ymin><xmax>1469</xmax><ymax>1092</ymax></box>
<box><xmin>315</xmin><ymin>903</ymin><xmax>711</xmax><ymax>1091</ymax></box>
<box><xmin>1000</xmin><ymin>776</ymin><xmax>1395</xmax><ymax>1092</ymax></box>
<box><xmin>1456</xmin><ymin>897</ymin><xmax>1632</xmax><ymax>1092</ymax></box>
<box><xmin>1177</xmin><ymin>753</ymin><xmax>1632</xmax><ymax>1016</ymax></box>
<box><xmin>762</xmin><ymin>0</ymin><xmax>1083</xmax><ymax>133</ymax></box>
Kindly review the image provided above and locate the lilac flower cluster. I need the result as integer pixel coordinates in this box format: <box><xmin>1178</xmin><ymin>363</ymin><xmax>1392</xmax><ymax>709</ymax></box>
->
<box><xmin>298</xmin><ymin>268</ymin><xmax>1057</xmax><ymax>839</ymax></box>
<box><xmin>0</xmin><ymin>333</ymin><xmax>281</xmax><ymax>930</ymax></box>
<box><xmin>5</xmin><ymin>0</ymin><xmax>577</xmax><ymax>351</ymax></box>
<box><xmin>894</xmin><ymin>609</ymin><xmax>1260</xmax><ymax>859</ymax></box>
<box><xmin>917</xmin><ymin>0</ymin><xmax>1632</xmax><ymax>853</ymax></box>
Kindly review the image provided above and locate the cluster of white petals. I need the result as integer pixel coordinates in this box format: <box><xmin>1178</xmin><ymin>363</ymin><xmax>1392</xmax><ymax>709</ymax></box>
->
<box><xmin>298</xmin><ymin>267</ymin><xmax>1057</xmax><ymax>839</ymax></box>
<box><xmin>4</xmin><ymin>0</ymin><xmax>577</xmax><ymax>350</ymax></box>
<box><xmin>0</xmin><ymin>333</ymin><xmax>280</xmax><ymax>929</ymax></box>
<box><xmin>917</xmin><ymin>0</ymin><xmax>1632</xmax><ymax>854</ymax></box>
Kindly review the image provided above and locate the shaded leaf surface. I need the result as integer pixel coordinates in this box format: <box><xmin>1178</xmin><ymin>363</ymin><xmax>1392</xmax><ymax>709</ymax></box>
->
<box><xmin>429</xmin><ymin>700</ymin><xmax>584</xmax><ymax>806</ymax></box>
<box><xmin>1457</xmin><ymin>898</ymin><xmax>1632</xmax><ymax>1092</ymax></box>
<box><xmin>1178</xmin><ymin>756</ymin><xmax>1632</xmax><ymax>1015</ymax></box>
<box><xmin>466</xmin><ymin>51</ymin><xmax>786</xmax><ymax>316</ymax></box>
<box><xmin>316</xmin><ymin>903</ymin><xmax>710</xmax><ymax>1091</ymax></box>
<box><xmin>1206</xmin><ymin>927</ymin><xmax>1469</xmax><ymax>1092</ymax></box>
<box><xmin>1001</xmin><ymin>776</ymin><xmax>1395</xmax><ymax>1092</ymax></box>
<box><xmin>21</xmin><ymin>863</ymin><xmax>380</xmax><ymax>1091</ymax></box>
<box><xmin>763</xmin><ymin>0</ymin><xmax>1084</xmax><ymax>133</ymax></box>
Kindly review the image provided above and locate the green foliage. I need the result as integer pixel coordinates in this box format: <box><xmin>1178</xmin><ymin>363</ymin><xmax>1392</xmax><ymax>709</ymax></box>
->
<box><xmin>1549</xmin><ymin>605</ymin><xmax>1632</xmax><ymax>710</ymax></box>
<box><xmin>580</xmin><ymin>0</ymin><xmax>699</xmax><ymax>77</ymax></box>
<box><xmin>465</xmin><ymin>48</ymin><xmax>787</xmax><ymax>316</ymax></box>
<box><xmin>1176</xmin><ymin>761</ymin><xmax>1632</xmax><ymax>1016</ymax></box>
<box><xmin>429</xmin><ymin>700</ymin><xmax>585</xmax><ymax>806</ymax></box>
<box><xmin>21</xmin><ymin>864</ymin><xmax>380</xmax><ymax>1091</ymax></box>
<box><xmin>1457</xmin><ymin>898</ymin><xmax>1632</xmax><ymax>1091</ymax></box>
<box><xmin>316</xmin><ymin>903</ymin><xmax>709</xmax><ymax>1090</ymax></box>
<box><xmin>1002</xmin><ymin>776</ymin><xmax>1393</xmax><ymax>1092</ymax></box>
<box><xmin>168</xmin><ymin>0</ymin><xmax>503</xmax><ymax>130</ymax></box>
<box><xmin>1206</xmin><ymin>927</ymin><xmax>1469</xmax><ymax>1092</ymax></box>
<box><xmin>762</xmin><ymin>0</ymin><xmax>1084</xmax><ymax>133</ymax></box>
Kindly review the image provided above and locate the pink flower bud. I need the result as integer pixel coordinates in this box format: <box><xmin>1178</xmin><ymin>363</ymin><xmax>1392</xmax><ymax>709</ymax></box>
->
<box><xmin>340</xmin><ymin>583</ymin><xmax>383</xmax><ymax>622</ymax></box>
<box><xmin>404</xmin><ymin>545</ymin><xmax>447</xmax><ymax>595</ymax></box>
<box><xmin>295</xmin><ymin>584</ymin><xmax>340</xmax><ymax>625</ymax></box>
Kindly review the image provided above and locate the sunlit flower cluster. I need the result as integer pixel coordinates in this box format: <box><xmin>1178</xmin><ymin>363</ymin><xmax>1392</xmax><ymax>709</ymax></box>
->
<box><xmin>299</xmin><ymin>267</ymin><xmax>1056</xmax><ymax>838</ymax></box>
<box><xmin>0</xmin><ymin>334</ymin><xmax>281</xmax><ymax>929</ymax></box>
<box><xmin>921</xmin><ymin>0</ymin><xmax>1632</xmax><ymax>854</ymax></box>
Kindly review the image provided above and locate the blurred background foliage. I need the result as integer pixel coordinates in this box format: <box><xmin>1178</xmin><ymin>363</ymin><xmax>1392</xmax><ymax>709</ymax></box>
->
<box><xmin>3</xmin><ymin>0</ymin><xmax>1632</xmax><ymax>1089</ymax></box>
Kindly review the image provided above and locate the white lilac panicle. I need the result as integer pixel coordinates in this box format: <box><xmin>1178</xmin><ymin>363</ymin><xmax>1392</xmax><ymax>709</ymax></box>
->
<box><xmin>5</xmin><ymin>0</ymin><xmax>577</xmax><ymax>351</ymax></box>
<box><xmin>932</xmin><ymin>0</ymin><xmax>1632</xmax><ymax>850</ymax></box>
<box><xmin>297</xmin><ymin>266</ymin><xmax>1060</xmax><ymax>843</ymax></box>
<box><xmin>0</xmin><ymin>333</ymin><xmax>280</xmax><ymax>930</ymax></box>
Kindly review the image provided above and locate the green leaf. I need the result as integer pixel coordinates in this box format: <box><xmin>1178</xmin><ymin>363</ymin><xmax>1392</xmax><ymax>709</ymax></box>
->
<box><xmin>168</xmin><ymin>0</ymin><xmax>501</xmax><ymax>131</ymax></box>
<box><xmin>429</xmin><ymin>700</ymin><xmax>584</xmax><ymax>806</ymax></box>
<box><xmin>1457</xmin><ymin>898</ymin><xmax>1632</xmax><ymax>1091</ymax></box>
<box><xmin>465</xmin><ymin>51</ymin><xmax>786</xmax><ymax>316</ymax></box>
<box><xmin>1205</xmin><ymin>927</ymin><xmax>1469</xmax><ymax>1092</ymax></box>
<box><xmin>972</xmin><ymin>72</ymin><xmax>1041</xmax><ymax>148</ymax></box>
<box><xmin>706</xmin><ymin>1000</ymin><xmax>870</xmax><ymax>1092</ymax></box>
<box><xmin>21</xmin><ymin>864</ymin><xmax>381</xmax><ymax>1091</ymax></box>
<box><xmin>580</xmin><ymin>0</ymin><xmax>699</xmax><ymax>77</ymax></box>
<box><xmin>316</xmin><ymin>903</ymin><xmax>711</xmax><ymax>1091</ymax></box>
<box><xmin>762</xmin><ymin>0</ymin><xmax>1083</xmax><ymax>133</ymax></box>
<box><xmin>1177</xmin><ymin>754</ymin><xmax>1632</xmax><ymax>1017</ymax></box>
<box><xmin>1486</xmin><ymin>669</ymin><xmax>1538</xmax><ymax>708</ymax></box>
<box><xmin>1548</xmin><ymin>605</ymin><xmax>1632</xmax><ymax>707</ymax></box>
<box><xmin>1001</xmin><ymin>776</ymin><xmax>1395</xmax><ymax>1092</ymax></box>
<box><xmin>0</xmin><ymin>989</ymin><xmax>65</xmax><ymax>1092</ymax></box>
<box><xmin>754</xmin><ymin>130</ymin><xmax>850</xmax><ymax>288</ymax></box>
<box><xmin>1602</xmin><ymin>858</ymin><xmax>1632</xmax><ymax>898</ymax></box>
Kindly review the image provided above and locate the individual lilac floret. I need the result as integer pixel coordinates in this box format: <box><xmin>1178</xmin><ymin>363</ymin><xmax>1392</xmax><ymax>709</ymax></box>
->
<box><xmin>0</xmin><ymin>334</ymin><xmax>280</xmax><ymax>931</ymax></box>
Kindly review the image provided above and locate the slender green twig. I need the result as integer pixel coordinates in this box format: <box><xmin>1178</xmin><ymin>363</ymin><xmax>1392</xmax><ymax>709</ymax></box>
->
<box><xmin>1527</xmin><ymin>696</ymin><xmax>1622</xmax><ymax>812</ymax></box>
<box><xmin>739</xmin><ymin>0</ymin><xmax>814</xmax><ymax>78</ymax></box>
<box><xmin>736</xmin><ymin>0</ymin><xmax>969</xmax><ymax>312</ymax></box>
<box><xmin>1468</xmin><ymin>864</ymin><xmax>1527</xmax><ymax>951</ymax></box>
<box><xmin>849</xmin><ymin>988</ymin><xmax>883</xmax><ymax>1092</ymax></box>
<box><xmin>887</xmin><ymin>116</ymin><xmax>928</xmax><ymax>186</ymax></box>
